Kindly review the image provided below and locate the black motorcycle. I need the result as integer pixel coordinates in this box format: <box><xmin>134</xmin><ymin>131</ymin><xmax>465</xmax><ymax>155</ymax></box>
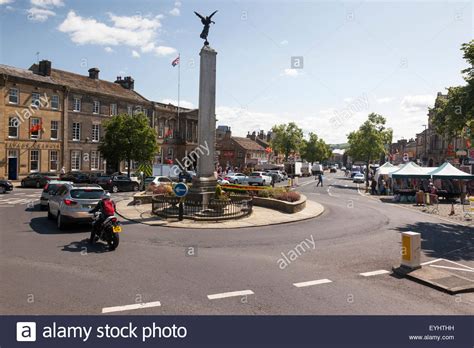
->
<box><xmin>90</xmin><ymin>212</ymin><xmax>121</xmax><ymax>250</ymax></box>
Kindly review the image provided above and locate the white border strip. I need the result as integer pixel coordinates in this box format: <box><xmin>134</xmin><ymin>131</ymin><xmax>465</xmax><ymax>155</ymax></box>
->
<box><xmin>207</xmin><ymin>290</ymin><xmax>254</xmax><ymax>300</ymax></box>
<box><xmin>102</xmin><ymin>301</ymin><xmax>161</xmax><ymax>314</ymax></box>
<box><xmin>293</xmin><ymin>279</ymin><xmax>332</xmax><ymax>288</ymax></box>
<box><xmin>430</xmin><ymin>265</ymin><xmax>474</xmax><ymax>273</ymax></box>
<box><xmin>360</xmin><ymin>270</ymin><xmax>390</xmax><ymax>277</ymax></box>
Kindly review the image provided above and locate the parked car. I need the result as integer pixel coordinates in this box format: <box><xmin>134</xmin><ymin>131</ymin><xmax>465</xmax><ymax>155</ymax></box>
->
<box><xmin>225</xmin><ymin>173</ymin><xmax>248</xmax><ymax>184</ymax></box>
<box><xmin>60</xmin><ymin>172</ymin><xmax>92</xmax><ymax>184</ymax></box>
<box><xmin>88</xmin><ymin>172</ymin><xmax>104</xmax><ymax>184</ymax></box>
<box><xmin>40</xmin><ymin>180</ymin><xmax>73</xmax><ymax>210</ymax></box>
<box><xmin>97</xmin><ymin>175</ymin><xmax>140</xmax><ymax>193</ymax></box>
<box><xmin>0</xmin><ymin>179</ymin><xmax>13</xmax><ymax>194</ymax></box>
<box><xmin>330</xmin><ymin>166</ymin><xmax>337</xmax><ymax>173</ymax></box>
<box><xmin>266</xmin><ymin>170</ymin><xmax>286</xmax><ymax>182</ymax></box>
<box><xmin>111</xmin><ymin>172</ymin><xmax>141</xmax><ymax>184</ymax></box>
<box><xmin>353</xmin><ymin>173</ymin><xmax>365</xmax><ymax>183</ymax></box>
<box><xmin>144</xmin><ymin>176</ymin><xmax>173</xmax><ymax>190</ymax></box>
<box><xmin>247</xmin><ymin>171</ymin><xmax>272</xmax><ymax>186</ymax></box>
<box><xmin>178</xmin><ymin>171</ymin><xmax>194</xmax><ymax>183</ymax></box>
<box><xmin>217</xmin><ymin>177</ymin><xmax>230</xmax><ymax>185</ymax></box>
<box><xmin>21</xmin><ymin>173</ymin><xmax>60</xmax><ymax>188</ymax></box>
<box><xmin>48</xmin><ymin>183</ymin><xmax>106</xmax><ymax>230</ymax></box>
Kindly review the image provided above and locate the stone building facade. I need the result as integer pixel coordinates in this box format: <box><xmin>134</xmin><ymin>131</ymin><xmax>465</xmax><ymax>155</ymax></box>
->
<box><xmin>0</xmin><ymin>60</ymin><xmax>198</xmax><ymax>179</ymax></box>
<box><xmin>216</xmin><ymin>127</ymin><xmax>266</xmax><ymax>169</ymax></box>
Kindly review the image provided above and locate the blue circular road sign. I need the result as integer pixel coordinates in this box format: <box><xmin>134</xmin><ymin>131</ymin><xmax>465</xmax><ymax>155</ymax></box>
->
<box><xmin>174</xmin><ymin>183</ymin><xmax>189</xmax><ymax>197</ymax></box>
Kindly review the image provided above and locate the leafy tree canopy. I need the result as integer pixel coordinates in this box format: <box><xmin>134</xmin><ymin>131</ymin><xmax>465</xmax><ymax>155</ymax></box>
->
<box><xmin>271</xmin><ymin>122</ymin><xmax>304</xmax><ymax>160</ymax></box>
<box><xmin>99</xmin><ymin>113</ymin><xmax>158</xmax><ymax>176</ymax></box>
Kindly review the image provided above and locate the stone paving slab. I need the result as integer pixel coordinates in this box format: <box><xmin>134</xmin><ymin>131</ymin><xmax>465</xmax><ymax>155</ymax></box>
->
<box><xmin>404</xmin><ymin>266</ymin><xmax>474</xmax><ymax>294</ymax></box>
<box><xmin>116</xmin><ymin>198</ymin><xmax>324</xmax><ymax>229</ymax></box>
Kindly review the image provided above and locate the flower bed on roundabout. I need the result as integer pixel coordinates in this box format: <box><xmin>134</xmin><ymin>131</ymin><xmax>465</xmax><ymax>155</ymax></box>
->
<box><xmin>133</xmin><ymin>183</ymin><xmax>305</xmax><ymax>217</ymax></box>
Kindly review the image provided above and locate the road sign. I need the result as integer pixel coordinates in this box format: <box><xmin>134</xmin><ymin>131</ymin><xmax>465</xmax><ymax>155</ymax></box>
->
<box><xmin>174</xmin><ymin>183</ymin><xmax>189</xmax><ymax>197</ymax></box>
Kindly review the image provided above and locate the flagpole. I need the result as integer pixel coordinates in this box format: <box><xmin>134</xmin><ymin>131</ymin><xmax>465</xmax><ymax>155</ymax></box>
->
<box><xmin>177</xmin><ymin>53</ymin><xmax>181</xmax><ymax>135</ymax></box>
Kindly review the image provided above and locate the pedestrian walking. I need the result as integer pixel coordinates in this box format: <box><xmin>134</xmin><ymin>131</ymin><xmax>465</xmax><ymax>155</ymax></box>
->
<box><xmin>371</xmin><ymin>178</ymin><xmax>377</xmax><ymax>195</ymax></box>
<box><xmin>316</xmin><ymin>173</ymin><xmax>323</xmax><ymax>187</ymax></box>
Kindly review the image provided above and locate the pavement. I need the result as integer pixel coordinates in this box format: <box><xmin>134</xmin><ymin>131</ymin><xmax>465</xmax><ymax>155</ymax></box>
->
<box><xmin>115</xmin><ymin>196</ymin><xmax>324</xmax><ymax>229</ymax></box>
<box><xmin>1</xmin><ymin>172</ymin><xmax>473</xmax><ymax>315</ymax></box>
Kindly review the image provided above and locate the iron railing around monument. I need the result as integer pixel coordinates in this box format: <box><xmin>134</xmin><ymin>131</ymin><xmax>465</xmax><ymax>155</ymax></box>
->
<box><xmin>151</xmin><ymin>194</ymin><xmax>253</xmax><ymax>221</ymax></box>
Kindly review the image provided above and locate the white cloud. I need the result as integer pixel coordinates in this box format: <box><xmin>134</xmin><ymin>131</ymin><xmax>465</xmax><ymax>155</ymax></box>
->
<box><xmin>174</xmin><ymin>1</ymin><xmax>181</xmax><ymax>7</ymax></box>
<box><xmin>27</xmin><ymin>7</ymin><xmax>55</xmax><ymax>21</ymax></box>
<box><xmin>104</xmin><ymin>46</ymin><xmax>114</xmax><ymax>53</ymax></box>
<box><xmin>280</xmin><ymin>40</ymin><xmax>289</xmax><ymax>46</ymax></box>
<box><xmin>132</xmin><ymin>50</ymin><xmax>140</xmax><ymax>58</ymax></box>
<box><xmin>161</xmin><ymin>99</ymin><xmax>195</xmax><ymax>109</ymax></box>
<box><xmin>0</xmin><ymin>0</ymin><xmax>14</xmax><ymax>5</ymax></box>
<box><xmin>401</xmin><ymin>94</ymin><xmax>435</xmax><ymax>113</ymax></box>
<box><xmin>376</xmin><ymin>96</ymin><xmax>395</xmax><ymax>104</ymax></box>
<box><xmin>58</xmin><ymin>11</ymin><xmax>176</xmax><ymax>57</ymax></box>
<box><xmin>169</xmin><ymin>8</ymin><xmax>180</xmax><ymax>16</ymax></box>
<box><xmin>153</xmin><ymin>45</ymin><xmax>176</xmax><ymax>56</ymax></box>
<box><xmin>282</xmin><ymin>68</ymin><xmax>300</xmax><ymax>77</ymax></box>
<box><xmin>343</xmin><ymin>97</ymin><xmax>353</xmax><ymax>103</ymax></box>
<box><xmin>30</xmin><ymin>0</ymin><xmax>63</xmax><ymax>8</ymax></box>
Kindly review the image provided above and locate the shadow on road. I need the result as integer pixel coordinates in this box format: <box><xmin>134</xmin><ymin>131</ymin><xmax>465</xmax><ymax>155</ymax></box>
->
<box><xmin>395</xmin><ymin>222</ymin><xmax>473</xmax><ymax>261</ymax></box>
<box><xmin>61</xmin><ymin>238</ymin><xmax>110</xmax><ymax>253</ymax></box>
<box><xmin>29</xmin><ymin>216</ymin><xmax>91</xmax><ymax>234</ymax></box>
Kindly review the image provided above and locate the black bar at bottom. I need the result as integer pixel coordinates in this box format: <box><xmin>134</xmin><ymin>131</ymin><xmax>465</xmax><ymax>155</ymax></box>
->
<box><xmin>1</xmin><ymin>315</ymin><xmax>472</xmax><ymax>347</ymax></box>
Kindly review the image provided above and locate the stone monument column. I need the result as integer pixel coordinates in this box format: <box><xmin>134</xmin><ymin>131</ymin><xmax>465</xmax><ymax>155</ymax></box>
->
<box><xmin>189</xmin><ymin>45</ymin><xmax>218</xmax><ymax>202</ymax></box>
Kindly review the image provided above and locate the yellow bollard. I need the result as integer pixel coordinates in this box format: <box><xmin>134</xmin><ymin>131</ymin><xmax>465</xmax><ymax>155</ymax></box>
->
<box><xmin>401</xmin><ymin>231</ymin><xmax>421</xmax><ymax>270</ymax></box>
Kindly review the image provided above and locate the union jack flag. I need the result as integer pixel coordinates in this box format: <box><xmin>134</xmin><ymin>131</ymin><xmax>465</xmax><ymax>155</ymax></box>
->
<box><xmin>171</xmin><ymin>56</ymin><xmax>180</xmax><ymax>67</ymax></box>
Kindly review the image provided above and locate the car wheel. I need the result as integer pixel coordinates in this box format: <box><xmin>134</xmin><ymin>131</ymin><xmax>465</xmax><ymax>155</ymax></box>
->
<box><xmin>47</xmin><ymin>206</ymin><xmax>54</xmax><ymax>220</ymax></box>
<box><xmin>112</xmin><ymin>185</ymin><xmax>118</xmax><ymax>193</ymax></box>
<box><xmin>57</xmin><ymin>212</ymin><xmax>66</xmax><ymax>230</ymax></box>
<box><xmin>0</xmin><ymin>186</ymin><xmax>5</xmax><ymax>194</ymax></box>
<box><xmin>36</xmin><ymin>181</ymin><xmax>41</xmax><ymax>188</ymax></box>
<box><xmin>40</xmin><ymin>204</ymin><xmax>47</xmax><ymax>211</ymax></box>
<box><xmin>133</xmin><ymin>184</ymin><xmax>139</xmax><ymax>192</ymax></box>
<box><xmin>21</xmin><ymin>181</ymin><xmax>25</xmax><ymax>187</ymax></box>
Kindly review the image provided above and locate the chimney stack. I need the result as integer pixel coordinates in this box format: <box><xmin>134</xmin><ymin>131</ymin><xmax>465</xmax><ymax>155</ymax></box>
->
<box><xmin>38</xmin><ymin>60</ymin><xmax>51</xmax><ymax>76</ymax></box>
<box><xmin>88</xmin><ymin>67</ymin><xmax>100</xmax><ymax>79</ymax></box>
<box><xmin>115</xmin><ymin>76</ymin><xmax>134</xmax><ymax>90</ymax></box>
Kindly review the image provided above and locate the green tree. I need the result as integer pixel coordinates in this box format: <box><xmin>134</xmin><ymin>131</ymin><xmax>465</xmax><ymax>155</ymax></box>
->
<box><xmin>99</xmin><ymin>113</ymin><xmax>158</xmax><ymax>176</ymax></box>
<box><xmin>347</xmin><ymin>113</ymin><xmax>393</xmax><ymax>185</ymax></box>
<box><xmin>271</xmin><ymin>122</ymin><xmax>304</xmax><ymax>161</ymax></box>
<box><xmin>301</xmin><ymin>132</ymin><xmax>332</xmax><ymax>164</ymax></box>
<box><xmin>431</xmin><ymin>41</ymin><xmax>474</xmax><ymax>141</ymax></box>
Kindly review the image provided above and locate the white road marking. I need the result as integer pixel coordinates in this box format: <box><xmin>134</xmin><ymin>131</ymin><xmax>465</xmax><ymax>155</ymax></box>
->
<box><xmin>420</xmin><ymin>258</ymin><xmax>443</xmax><ymax>266</ymax></box>
<box><xmin>207</xmin><ymin>290</ymin><xmax>254</xmax><ymax>300</ymax></box>
<box><xmin>360</xmin><ymin>270</ymin><xmax>390</xmax><ymax>277</ymax></box>
<box><xmin>430</xmin><ymin>265</ymin><xmax>474</xmax><ymax>273</ymax></box>
<box><xmin>6</xmin><ymin>199</ymin><xmax>30</xmax><ymax>205</ymax></box>
<box><xmin>101</xmin><ymin>301</ymin><xmax>161</xmax><ymax>314</ymax></box>
<box><xmin>293</xmin><ymin>279</ymin><xmax>332</xmax><ymax>288</ymax></box>
<box><xmin>442</xmin><ymin>259</ymin><xmax>474</xmax><ymax>270</ymax></box>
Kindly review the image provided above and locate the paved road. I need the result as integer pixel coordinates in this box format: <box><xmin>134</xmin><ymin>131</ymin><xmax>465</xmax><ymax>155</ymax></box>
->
<box><xmin>1</xmin><ymin>173</ymin><xmax>473</xmax><ymax>315</ymax></box>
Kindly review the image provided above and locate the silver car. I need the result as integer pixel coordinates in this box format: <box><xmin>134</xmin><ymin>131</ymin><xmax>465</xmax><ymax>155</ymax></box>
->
<box><xmin>48</xmin><ymin>183</ymin><xmax>106</xmax><ymax>230</ymax></box>
<box><xmin>40</xmin><ymin>180</ymin><xmax>73</xmax><ymax>210</ymax></box>
<box><xmin>247</xmin><ymin>171</ymin><xmax>272</xmax><ymax>186</ymax></box>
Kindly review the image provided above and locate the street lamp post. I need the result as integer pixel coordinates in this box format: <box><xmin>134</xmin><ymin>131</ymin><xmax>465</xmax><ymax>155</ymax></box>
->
<box><xmin>422</xmin><ymin>124</ymin><xmax>427</xmax><ymax>166</ymax></box>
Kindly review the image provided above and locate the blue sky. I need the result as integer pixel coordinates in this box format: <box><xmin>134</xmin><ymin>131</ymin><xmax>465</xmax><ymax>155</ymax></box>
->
<box><xmin>0</xmin><ymin>0</ymin><xmax>472</xmax><ymax>143</ymax></box>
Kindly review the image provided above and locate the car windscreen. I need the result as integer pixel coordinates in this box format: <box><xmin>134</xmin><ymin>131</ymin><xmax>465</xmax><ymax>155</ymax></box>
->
<box><xmin>70</xmin><ymin>189</ymin><xmax>104</xmax><ymax>199</ymax></box>
<box><xmin>45</xmin><ymin>184</ymin><xmax>62</xmax><ymax>193</ymax></box>
<box><xmin>250</xmin><ymin>173</ymin><xmax>261</xmax><ymax>176</ymax></box>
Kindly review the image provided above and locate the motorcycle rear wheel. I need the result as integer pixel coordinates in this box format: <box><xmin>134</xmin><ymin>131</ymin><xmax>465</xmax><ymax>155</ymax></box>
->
<box><xmin>108</xmin><ymin>233</ymin><xmax>120</xmax><ymax>251</ymax></box>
